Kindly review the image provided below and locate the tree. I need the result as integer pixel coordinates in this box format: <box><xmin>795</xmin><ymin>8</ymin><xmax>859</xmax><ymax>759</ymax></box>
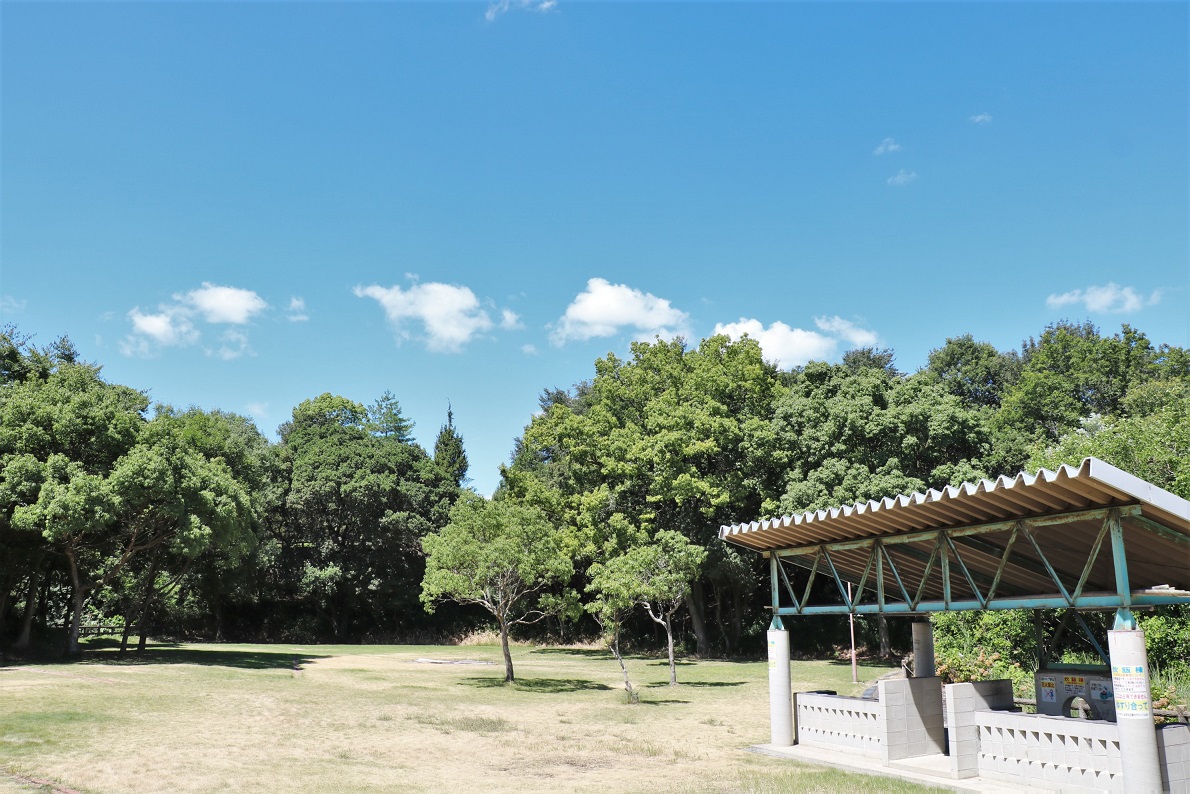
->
<box><xmin>998</xmin><ymin>322</ymin><xmax>1178</xmax><ymax>442</ymax></box>
<box><xmin>0</xmin><ymin>345</ymin><xmax>149</xmax><ymax>653</ymax></box>
<box><xmin>504</xmin><ymin>335</ymin><xmax>783</xmax><ymax>655</ymax></box>
<box><xmin>924</xmin><ymin>334</ymin><xmax>1021</xmax><ymax>409</ymax></box>
<box><xmin>421</xmin><ymin>494</ymin><xmax>573</xmax><ymax>682</ymax></box>
<box><xmin>278</xmin><ymin>393</ymin><xmax>454</xmax><ymax>640</ymax></box>
<box><xmin>433</xmin><ymin>404</ymin><xmax>469</xmax><ymax>488</ymax></box>
<box><xmin>600</xmin><ymin>531</ymin><xmax>706</xmax><ymax>685</ymax></box>
<box><xmin>367</xmin><ymin>390</ymin><xmax>415</xmax><ymax>443</ymax></box>
<box><xmin>585</xmin><ymin>554</ymin><xmax>645</xmax><ymax>702</ymax></box>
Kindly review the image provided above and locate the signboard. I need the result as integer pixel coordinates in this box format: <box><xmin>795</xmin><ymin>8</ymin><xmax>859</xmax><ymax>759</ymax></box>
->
<box><xmin>1039</xmin><ymin>676</ymin><xmax>1057</xmax><ymax>703</ymax></box>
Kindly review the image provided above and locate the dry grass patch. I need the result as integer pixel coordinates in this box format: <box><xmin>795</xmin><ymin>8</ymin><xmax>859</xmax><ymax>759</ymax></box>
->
<box><xmin>1</xmin><ymin>641</ymin><xmax>948</xmax><ymax>793</ymax></box>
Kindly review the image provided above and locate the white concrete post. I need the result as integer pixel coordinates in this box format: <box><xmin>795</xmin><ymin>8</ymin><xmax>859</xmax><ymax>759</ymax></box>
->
<box><xmin>1108</xmin><ymin>627</ymin><xmax>1162</xmax><ymax>792</ymax></box>
<box><xmin>912</xmin><ymin>619</ymin><xmax>935</xmax><ymax>678</ymax></box>
<box><xmin>767</xmin><ymin>620</ymin><xmax>793</xmax><ymax>746</ymax></box>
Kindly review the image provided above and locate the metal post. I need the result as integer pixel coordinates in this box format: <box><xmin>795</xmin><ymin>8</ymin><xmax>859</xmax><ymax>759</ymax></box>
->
<box><xmin>912</xmin><ymin>619</ymin><xmax>935</xmax><ymax>678</ymax></box>
<box><xmin>768</xmin><ymin>617</ymin><xmax>793</xmax><ymax>746</ymax></box>
<box><xmin>848</xmin><ymin>582</ymin><xmax>858</xmax><ymax>684</ymax></box>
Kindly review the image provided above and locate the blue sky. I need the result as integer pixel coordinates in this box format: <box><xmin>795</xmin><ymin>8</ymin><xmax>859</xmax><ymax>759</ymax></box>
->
<box><xmin>2</xmin><ymin>1</ymin><xmax>1187</xmax><ymax>495</ymax></box>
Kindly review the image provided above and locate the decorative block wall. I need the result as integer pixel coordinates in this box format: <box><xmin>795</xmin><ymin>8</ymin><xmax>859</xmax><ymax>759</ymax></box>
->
<box><xmin>794</xmin><ymin>692</ymin><xmax>883</xmax><ymax>759</ymax></box>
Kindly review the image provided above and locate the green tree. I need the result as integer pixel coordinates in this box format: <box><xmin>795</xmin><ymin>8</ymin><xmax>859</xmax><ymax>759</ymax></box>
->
<box><xmin>504</xmin><ymin>335</ymin><xmax>783</xmax><ymax>655</ymax></box>
<box><xmin>924</xmin><ymin>334</ymin><xmax>1021</xmax><ymax>409</ymax></box>
<box><xmin>0</xmin><ymin>343</ymin><xmax>149</xmax><ymax>652</ymax></box>
<box><xmin>998</xmin><ymin>322</ymin><xmax>1180</xmax><ymax>443</ymax></box>
<box><xmin>367</xmin><ymin>390</ymin><xmax>415</xmax><ymax>443</ymax></box>
<box><xmin>421</xmin><ymin>494</ymin><xmax>573</xmax><ymax>682</ymax></box>
<box><xmin>599</xmin><ymin>531</ymin><xmax>707</xmax><ymax>685</ymax></box>
<box><xmin>585</xmin><ymin>557</ymin><xmax>641</xmax><ymax>702</ymax></box>
<box><xmin>433</xmin><ymin>404</ymin><xmax>469</xmax><ymax>488</ymax></box>
<box><xmin>277</xmin><ymin>393</ymin><xmax>454</xmax><ymax>640</ymax></box>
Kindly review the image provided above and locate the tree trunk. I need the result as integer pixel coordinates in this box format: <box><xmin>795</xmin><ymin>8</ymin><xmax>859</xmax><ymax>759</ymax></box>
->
<box><xmin>64</xmin><ymin>548</ymin><xmax>86</xmax><ymax>655</ymax></box>
<box><xmin>499</xmin><ymin>618</ymin><xmax>515</xmax><ymax>683</ymax></box>
<box><xmin>610</xmin><ymin>627</ymin><xmax>637</xmax><ymax>703</ymax></box>
<box><xmin>136</xmin><ymin>552</ymin><xmax>161</xmax><ymax>653</ymax></box>
<box><xmin>664</xmin><ymin>616</ymin><xmax>677</xmax><ymax>686</ymax></box>
<box><xmin>877</xmin><ymin>614</ymin><xmax>891</xmax><ymax>659</ymax></box>
<box><xmin>14</xmin><ymin>567</ymin><xmax>40</xmax><ymax>650</ymax></box>
<box><xmin>685</xmin><ymin>586</ymin><xmax>710</xmax><ymax>657</ymax></box>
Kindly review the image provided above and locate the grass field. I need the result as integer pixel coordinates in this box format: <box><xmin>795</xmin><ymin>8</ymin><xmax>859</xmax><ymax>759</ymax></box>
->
<box><xmin>0</xmin><ymin>640</ymin><xmax>950</xmax><ymax>793</ymax></box>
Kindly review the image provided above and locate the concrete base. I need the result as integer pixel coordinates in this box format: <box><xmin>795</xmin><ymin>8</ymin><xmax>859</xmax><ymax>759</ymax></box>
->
<box><xmin>748</xmin><ymin>743</ymin><xmax>1056</xmax><ymax>792</ymax></box>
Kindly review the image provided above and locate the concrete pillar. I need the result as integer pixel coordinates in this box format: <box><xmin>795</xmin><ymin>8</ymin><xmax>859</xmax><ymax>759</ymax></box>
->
<box><xmin>1108</xmin><ymin>626</ymin><xmax>1162</xmax><ymax>792</ymax></box>
<box><xmin>767</xmin><ymin>619</ymin><xmax>793</xmax><ymax>746</ymax></box>
<box><xmin>912</xmin><ymin>619</ymin><xmax>935</xmax><ymax>678</ymax></box>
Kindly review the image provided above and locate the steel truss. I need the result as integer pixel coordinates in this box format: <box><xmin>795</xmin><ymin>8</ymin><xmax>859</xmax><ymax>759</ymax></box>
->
<box><xmin>767</xmin><ymin>505</ymin><xmax>1188</xmax><ymax>618</ymax></box>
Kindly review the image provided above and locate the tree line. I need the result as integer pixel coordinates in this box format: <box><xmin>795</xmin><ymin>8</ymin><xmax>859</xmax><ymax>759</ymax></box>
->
<box><xmin>2</xmin><ymin>321</ymin><xmax>1188</xmax><ymax>675</ymax></box>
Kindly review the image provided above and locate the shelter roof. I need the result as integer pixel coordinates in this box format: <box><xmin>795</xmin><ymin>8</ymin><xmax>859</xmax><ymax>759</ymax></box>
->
<box><xmin>721</xmin><ymin>458</ymin><xmax>1190</xmax><ymax>601</ymax></box>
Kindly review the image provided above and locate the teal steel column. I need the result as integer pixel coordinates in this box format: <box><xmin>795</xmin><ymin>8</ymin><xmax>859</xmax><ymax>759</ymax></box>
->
<box><xmin>1108</xmin><ymin>509</ymin><xmax>1135</xmax><ymax>631</ymax></box>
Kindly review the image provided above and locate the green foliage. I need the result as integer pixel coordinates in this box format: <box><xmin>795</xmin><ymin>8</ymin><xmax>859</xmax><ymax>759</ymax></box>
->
<box><xmin>772</xmin><ymin>360</ymin><xmax>993</xmax><ymax>515</ymax></box>
<box><xmin>422</xmin><ymin>494</ymin><xmax>572</xmax><ymax>614</ymax></box>
<box><xmin>999</xmin><ymin>322</ymin><xmax>1184</xmax><ymax>443</ymax></box>
<box><xmin>1138</xmin><ymin>607</ymin><xmax>1190</xmax><ymax>677</ymax></box>
<box><xmin>367</xmin><ymin>390</ymin><xmax>416</xmax><ymax>443</ymax></box>
<box><xmin>433</xmin><ymin>405</ymin><xmax>469</xmax><ymax>488</ymax></box>
<box><xmin>925</xmin><ymin>334</ymin><xmax>1021</xmax><ymax>409</ymax></box>
<box><xmin>931</xmin><ymin>611</ymin><xmax>1034</xmax><ymax>696</ymax></box>
<box><xmin>1028</xmin><ymin>378</ymin><xmax>1190</xmax><ymax>498</ymax></box>
<box><xmin>422</xmin><ymin>494</ymin><xmax>573</xmax><ymax>681</ymax></box>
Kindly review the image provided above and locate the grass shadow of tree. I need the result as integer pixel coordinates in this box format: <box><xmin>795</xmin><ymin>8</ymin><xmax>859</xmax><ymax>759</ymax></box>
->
<box><xmin>641</xmin><ymin>680</ymin><xmax>746</xmax><ymax>688</ymax></box>
<box><xmin>75</xmin><ymin>641</ymin><xmax>326</xmax><ymax>670</ymax></box>
<box><xmin>529</xmin><ymin>647</ymin><xmax>612</xmax><ymax>659</ymax></box>
<box><xmin>460</xmin><ymin>676</ymin><xmax>612</xmax><ymax>693</ymax></box>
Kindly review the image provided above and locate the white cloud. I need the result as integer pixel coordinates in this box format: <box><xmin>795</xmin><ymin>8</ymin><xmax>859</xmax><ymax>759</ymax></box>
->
<box><xmin>1046</xmin><ymin>282</ymin><xmax>1159</xmax><ymax>314</ymax></box>
<box><xmin>486</xmin><ymin>0</ymin><xmax>557</xmax><ymax>22</ymax></box>
<box><xmin>969</xmin><ymin>113</ymin><xmax>993</xmax><ymax>125</ymax></box>
<box><xmin>124</xmin><ymin>307</ymin><xmax>198</xmax><ymax>349</ymax></box>
<box><xmin>814</xmin><ymin>316</ymin><xmax>880</xmax><ymax>348</ymax></box>
<box><xmin>287</xmin><ymin>297</ymin><xmax>309</xmax><ymax>322</ymax></box>
<box><xmin>713</xmin><ymin>319</ymin><xmax>837</xmax><ymax>368</ymax></box>
<box><xmin>180</xmin><ymin>283</ymin><xmax>267</xmax><ymax>324</ymax></box>
<box><xmin>500</xmin><ymin>309</ymin><xmax>523</xmax><ymax>330</ymax></box>
<box><xmin>551</xmin><ymin>278</ymin><xmax>691</xmax><ymax>346</ymax></box>
<box><xmin>522</xmin><ymin>344</ymin><xmax>539</xmax><ymax>355</ymax></box>
<box><xmin>887</xmin><ymin>169</ymin><xmax>918</xmax><ymax>186</ymax></box>
<box><xmin>873</xmin><ymin>138</ymin><xmax>902</xmax><ymax>156</ymax></box>
<box><xmin>1</xmin><ymin>295</ymin><xmax>27</xmax><ymax>314</ymax></box>
<box><xmin>245</xmin><ymin>402</ymin><xmax>269</xmax><ymax>419</ymax></box>
<box><xmin>213</xmin><ymin>329</ymin><xmax>252</xmax><ymax>360</ymax></box>
<box><xmin>121</xmin><ymin>282</ymin><xmax>267</xmax><ymax>357</ymax></box>
<box><xmin>355</xmin><ymin>282</ymin><xmax>496</xmax><ymax>353</ymax></box>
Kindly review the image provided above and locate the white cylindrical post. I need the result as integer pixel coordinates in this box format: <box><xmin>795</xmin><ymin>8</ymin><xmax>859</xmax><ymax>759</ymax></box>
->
<box><xmin>768</xmin><ymin>623</ymin><xmax>793</xmax><ymax>746</ymax></box>
<box><xmin>1108</xmin><ymin>628</ymin><xmax>1162</xmax><ymax>791</ymax></box>
<box><xmin>912</xmin><ymin>619</ymin><xmax>935</xmax><ymax>678</ymax></box>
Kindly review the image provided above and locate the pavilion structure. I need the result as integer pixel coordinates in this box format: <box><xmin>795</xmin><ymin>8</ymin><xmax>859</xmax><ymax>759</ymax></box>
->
<box><xmin>720</xmin><ymin>457</ymin><xmax>1190</xmax><ymax>792</ymax></box>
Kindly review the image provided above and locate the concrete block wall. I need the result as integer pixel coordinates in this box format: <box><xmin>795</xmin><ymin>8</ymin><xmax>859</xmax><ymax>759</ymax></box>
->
<box><xmin>879</xmin><ymin>677</ymin><xmax>945</xmax><ymax>763</ymax></box>
<box><xmin>1157</xmin><ymin>722</ymin><xmax>1190</xmax><ymax>791</ymax></box>
<box><xmin>795</xmin><ymin>692</ymin><xmax>883</xmax><ymax>759</ymax></box>
<box><xmin>944</xmin><ymin>679</ymin><xmax>1015</xmax><ymax>779</ymax></box>
<box><xmin>974</xmin><ymin>709</ymin><xmax>1123</xmax><ymax>792</ymax></box>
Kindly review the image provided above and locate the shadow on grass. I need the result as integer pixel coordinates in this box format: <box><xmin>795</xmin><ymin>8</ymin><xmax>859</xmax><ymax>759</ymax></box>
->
<box><xmin>530</xmin><ymin>647</ymin><xmax>612</xmax><ymax>659</ymax></box>
<box><xmin>641</xmin><ymin>680</ymin><xmax>746</xmax><ymax>688</ymax></box>
<box><xmin>824</xmin><ymin>658</ymin><xmax>902</xmax><ymax>670</ymax></box>
<box><xmin>64</xmin><ymin>640</ymin><xmax>328</xmax><ymax>670</ymax></box>
<box><xmin>460</xmin><ymin>676</ymin><xmax>612</xmax><ymax>693</ymax></box>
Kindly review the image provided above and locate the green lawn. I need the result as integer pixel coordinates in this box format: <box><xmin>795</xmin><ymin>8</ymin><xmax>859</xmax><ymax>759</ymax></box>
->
<box><xmin>1</xmin><ymin>640</ymin><xmax>949</xmax><ymax>793</ymax></box>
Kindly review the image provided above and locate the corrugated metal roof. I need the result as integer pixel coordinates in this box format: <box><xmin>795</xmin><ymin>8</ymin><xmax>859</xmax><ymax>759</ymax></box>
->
<box><xmin>720</xmin><ymin>458</ymin><xmax>1190</xmax><ymax>594</ymax></box>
